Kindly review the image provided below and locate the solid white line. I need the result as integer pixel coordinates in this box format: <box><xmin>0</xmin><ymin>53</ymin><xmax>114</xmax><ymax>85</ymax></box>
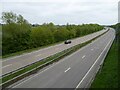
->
<box><xmin>64</xmin><ymin>67</ymin><xmax>71</xmax><ymax>72</ymax></box>
<box><xmin>82</xmin><ymin>55</ymin><xmax>86</xmax><ymax>59</ymax></box>
<box><xmin>2</xmin><ymin>64</ymin><xmax>12</xmax><ymax>68</ymax></box>
<box><xmin>75</xmin><ymin>38</ymin><xmax>113</xmax><ymax>89</ymax></box>
<box><xmin>2</xmin><ymin>44</ymin><xmax>63</xmax><ymax>62</ymax></box>
<box><xmin>12</xmin><ymin>40</ymin><xmax>94</xmax><ymax>88</ymax></box>
<box><xmin>12</xmin><ymin>30</ymin><xmax>109</xmax><ymax>88</ymax></box>
<box><xmin>12</xmin><ymin>65</ymin><xmax>52</xmax><ymax>88</ymax></box>
<box><xmin>3</xmin><ymin>29</ymin><xmax>107</xmax><ymax>63</ymax></box>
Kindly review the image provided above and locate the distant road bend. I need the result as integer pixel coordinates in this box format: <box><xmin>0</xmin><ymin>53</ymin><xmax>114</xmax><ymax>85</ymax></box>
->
<box><xmin>2</xmin><ymin>29</ymin><xmax>108</xmax><ymax>75</ymax></box>
<box><xmin>11</xmin><ymin>29</ymin><xmax>115</xmax><ymax>88</ymax></box>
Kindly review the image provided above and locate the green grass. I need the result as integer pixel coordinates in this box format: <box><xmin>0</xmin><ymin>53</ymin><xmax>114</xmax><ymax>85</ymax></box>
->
<box><xmin>1</xmin><ymin>31</ymin><xmax>108</xmax><ymax>88</ymax></box>
<box><xmin>0</xmin><ymin>25</ymin><xmax>2</xmax><ymax>46</ymax></box>
<box><xmin>1</xmin><ymin>40</ymin><xmax>91</xmax><ymax>89</ymax></box>
<box><xmin>2</xmin><ymin>30</ymin><xmax>103</xmax><ymax>59</ymax></box>
<box><xmin>1</xmin><ymin>40</ymin><xmax>89</xmax><ymax>84</ymax></box>
<box><xmin>2</xmin><ymin>41</ymin><xmax>63</xmax><ymax>59</ymax></box>
<box><xmin>90</xmin><ymin>39</ymin><xmax>118</xmax><ymax>88</ymax></box>
<box><xmin>0</xmin><ymin>25</ymin><xmax>2</xmax><ymax>58</ymax></box>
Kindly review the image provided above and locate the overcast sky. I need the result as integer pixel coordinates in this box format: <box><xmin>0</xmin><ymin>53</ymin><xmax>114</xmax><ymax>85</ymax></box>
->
<box><xmin>0</xmin><ymin>0</ymin><xmax>119</xmax><ymax>25</ymax></box>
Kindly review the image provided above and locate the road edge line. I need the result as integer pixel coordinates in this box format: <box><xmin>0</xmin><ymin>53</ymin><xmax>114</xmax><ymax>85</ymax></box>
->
<box><xmin>75</xmin><ymin>35</ymin><xmax>114</xmax><ymax>89</ymax></box>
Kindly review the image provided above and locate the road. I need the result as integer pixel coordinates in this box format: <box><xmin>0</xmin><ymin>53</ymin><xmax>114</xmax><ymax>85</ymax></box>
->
<box><xmin>2</xmin><ymin>29</ymin><xmax>108</xmax><ymax>75</ymax></box>
<box><xmin>10</xmin><ymin>29</ymin><xmax>115</xmax><ymax>88</ymax></box>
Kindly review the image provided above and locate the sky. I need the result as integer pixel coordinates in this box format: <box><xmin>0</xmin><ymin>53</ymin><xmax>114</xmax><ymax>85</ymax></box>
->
<box><xmin>118</xmin><ymin>1</ymin><xmax>120</xmax><ymax>23</ymax></box>
<box><xmin>0</xmin><ymin>0</ymin><xmax>120</xmax><ymax>25</ymax></box>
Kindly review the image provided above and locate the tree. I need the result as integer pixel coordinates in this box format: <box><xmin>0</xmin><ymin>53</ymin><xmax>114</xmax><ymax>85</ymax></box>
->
<box><xmin>2</xmin><ymin>12</ymin><xmax>31</xmax><ymax>55</ymax></box>
<box><xmin>31</xmin><ymin>26</ymin><xmax>55</xmax><ymax>47</ymax></box>
<box><xmin>54</xmin><ymin>27</ymin><xmax>69</xmax><ymax>42</ymax></box>
<box><xmin>17</xmin><ymin>15</ymin><xmax>27</xmax><ymax>24</ymax></box>
<box><xmin>68</xmin><ymin>28</ymin><xmax>76</xmax><ymax>38</ymax></box>
<box><xmin>2</xmin><ymin>12</ymin><xmax>17</xmax><ymax>24</ymax></box>
<box><xmin>2</xmin><ymin>12</ymin><xmax>104</xmax><ymax>55</ymax></box>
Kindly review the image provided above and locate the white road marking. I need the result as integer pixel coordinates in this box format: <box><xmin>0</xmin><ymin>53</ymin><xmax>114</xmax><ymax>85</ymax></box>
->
<box><xmin>2</xmin><ymin>30</ymin><xmax>107</xmax><ymax>64</ymax></box>
<box><xmin>82</xmin><ymin>55</ymin><xmax>86</xmax><ymax>59</ymax></box>
<box><xmin>75</xmin><ymin>38</ymin><xmax>113</xmax><ymax>89</ymax></box>
<box><xmin>64</xmin><ymin>67</ymin><xmax>71</xmax><ymax>72</ymax></box>
<box><xmin>12</xmin><ymin>30</ymin><xmax>109</xmax><ymax>88</ymax></box>
<box><xmin>2</xmin><ymin>44</ymin><xmax>63</xmax><ymax>62</ymax></box>
<box><xmin>2</xmin><ymin>64</ymin><xmax>12</xmax><ymax>68</ymax></box>
<box><xmin>12</xmin><ymin>43</ymin><xmax>92</xmax><ymax>88</ymax></box>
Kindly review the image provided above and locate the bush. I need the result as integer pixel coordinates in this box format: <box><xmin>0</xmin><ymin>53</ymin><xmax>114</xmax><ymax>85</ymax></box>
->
<box><xmin>2</xmin><ymin>12</ymin><xmax>104</xmax><ymax>56</ymax></box>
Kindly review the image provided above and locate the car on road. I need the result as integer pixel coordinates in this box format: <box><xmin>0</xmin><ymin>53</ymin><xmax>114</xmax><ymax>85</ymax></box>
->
<box><xmin>64</xmin><ymin>40</ymin><xmax>71</xmax><ymax>44</ymax></box>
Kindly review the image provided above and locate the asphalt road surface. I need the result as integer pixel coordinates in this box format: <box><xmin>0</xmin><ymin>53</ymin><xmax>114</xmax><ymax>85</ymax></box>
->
<box><xmin>10</xmin><ymin>29</ymin><xmax>115</xmax><ymax>88</ymax></box>
<box><xmin>2</xmin><ymin>29</ymin><xmax>108</xmax><ymax>75</ymax></box>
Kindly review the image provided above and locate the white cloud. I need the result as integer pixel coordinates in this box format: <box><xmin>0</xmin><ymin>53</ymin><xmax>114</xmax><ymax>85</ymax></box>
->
<box><xmin>0</xmin><ymin>0</ymin><xmax>119</xmax><ymax>25</ymax></box>
<box><xmin>0</xmin><ymin>0</ymin><xmax>119</xmax><ymax>3</ymax></box>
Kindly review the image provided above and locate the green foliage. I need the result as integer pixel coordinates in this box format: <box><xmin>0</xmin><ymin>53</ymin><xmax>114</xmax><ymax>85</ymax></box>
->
<box><xmin>90</xmin><ymin>40</ymin><xmax>118</xmax><ymax>88</ymax></box>
<box><xmin>2</xmin><ymin>12</ymin><xmax>104</xmax><ymax>56</ymax></box>
<box><xmin>111</xmin><ymin>23</ymin><xmax>120</xmax><ymax>35</ymax></box>
<box><xmin>0</xmin><ymin>25</ymin><xmax>2</xmax><ymax>56</ymax></box>
<box><xmin>68</xmin><ymin>28</ymin><xmax>76</xmax><ymax>39</ymax></box>
<box><xmin>31</xmin><ymin>26</ymin><xmax>54</xmax><ymax>47</ymax></box>
<box><xmin>75</xmin><ymin>24</ymin><xmax>103</xmax><ymax>37</ymax></box>
<box><xmin>2</xmin><ymin>12</ymin><xmax>17</xmax><ymax>24</ymax></box>
<box><xmin>2</xmin><ymin>12</ymin><xmax>31</xmax><ymax>55</ymax></box>
<box><xmin>54</xmin><ymin>27</ymin><xmax>69</xmax><ymax>42</ymax></box>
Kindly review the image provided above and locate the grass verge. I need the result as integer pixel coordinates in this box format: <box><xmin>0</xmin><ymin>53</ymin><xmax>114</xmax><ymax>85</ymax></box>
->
<box><xmin>1</xmin><ymin>31</ymin><xmax>108</xmax><ymax>88</ymax></box>
<box><xmin>2</xmin><ymin>30</ymin><xmax>103</xmax><ymax>59</ymax></box>
<box><xmin>90</xmin><ymin>39</ymin><xmax>118</xmax><ymax>88</ymax></box>
<box><xmin>2</xmin><ymin>41</ymin><xmax>63</xmax><ymax>59</ymax></box>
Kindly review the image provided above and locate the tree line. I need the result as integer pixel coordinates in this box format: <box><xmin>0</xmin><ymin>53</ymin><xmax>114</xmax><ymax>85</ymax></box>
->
<box><xmin>2</xmin><ymin>12</ymin><xmax>103</xmax><ymax>55</ymax></box>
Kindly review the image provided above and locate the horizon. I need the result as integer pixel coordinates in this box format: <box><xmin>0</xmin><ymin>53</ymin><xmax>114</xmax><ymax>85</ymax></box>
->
<box><xmin>0</xmin><ymin>0</ymin><xmax>119</xmax><ymax>25</ymax></box>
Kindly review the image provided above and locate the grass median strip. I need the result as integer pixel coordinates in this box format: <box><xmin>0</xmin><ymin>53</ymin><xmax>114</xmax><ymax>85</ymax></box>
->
<box><xmin>1</xmin><ymin>30</ymin><xmax>108</xmax><ymax>88</ymax></box>
<box><xmin>90</xmin><ymin>39</ymin><xmax>118</xmax><ymax>88</ymax></box>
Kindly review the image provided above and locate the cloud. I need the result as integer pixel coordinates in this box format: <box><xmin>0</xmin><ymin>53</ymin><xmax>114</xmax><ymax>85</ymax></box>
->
<box><xmin>0</xmin><ymin>0</ymin><xmax>119</xmax><ymax>3</ymax></box>
<box><xmin>0</xmin><ymin>0</ymin><xmax>119</xmax><ymax>25</ymax></box>
<box><xmin>118</xmin><ymin>1</ymin><xmax>120</xmax><ymax>22</ymax></box>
